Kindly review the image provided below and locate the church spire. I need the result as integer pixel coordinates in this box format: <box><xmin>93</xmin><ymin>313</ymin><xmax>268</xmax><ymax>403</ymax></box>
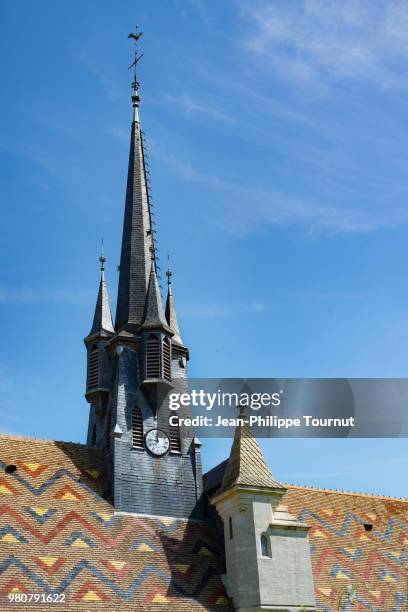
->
<box><xmin>115</xmin><ymin>28</ymin><xmax>156</xmax><ymax>332</ymax></box>
<box><xmin>89</xmin><ymin>254</ymin><xmax>114</xmax><ymax>336</ymax></box>
<box><xmin>165</xmin><ymin>259</ymin><xmax>183</xmax><ymax>345</ymax></box>
<box><xmin>141</xmin><ymin>258</ymin><xmax>171</xmax><ymax>331</ymax></box>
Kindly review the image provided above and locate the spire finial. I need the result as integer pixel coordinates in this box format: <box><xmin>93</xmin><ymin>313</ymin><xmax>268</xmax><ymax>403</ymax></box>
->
<box><xmin>128</xmin><ymin>26</ymin><xmax>143</xmax><ymax>112</ymax></box>
<box><xmin>166</xmin><ymin>255</ymin><xmax>172</xmax><ymax>285</ymax></box>
<box><xmin>99</xmin><ymin>239</ymin><xmax>106</xmax><ymax>272</ymax></box>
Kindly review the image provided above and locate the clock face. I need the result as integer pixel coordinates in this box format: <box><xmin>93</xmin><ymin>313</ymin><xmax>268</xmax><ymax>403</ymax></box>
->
<box><xmin>144</xmin><ymin>429</ymin><xmax>170</xmax><ymax>456</ymax></box>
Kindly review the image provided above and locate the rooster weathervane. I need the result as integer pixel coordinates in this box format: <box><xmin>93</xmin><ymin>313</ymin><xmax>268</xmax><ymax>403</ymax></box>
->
<box><xmin>128</xmin><ymin>25</ymin><xmax>143</xmax><ymax>94</ymax></box>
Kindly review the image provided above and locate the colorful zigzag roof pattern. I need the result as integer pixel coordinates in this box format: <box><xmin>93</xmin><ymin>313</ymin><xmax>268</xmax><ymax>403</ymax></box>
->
<box><xmin>0</xmin><ymin>435</ymin><xmax>406</xmax><ymax>611</ymax></box>
<box><xmin>0</xmin><ymin>436</ymin><xmax>231</xmax><ymax>611</ymax></box>
<box><xmin>285</xmin><ymin>486</ymin><xmax>408</xmax><ymax>611</ymax></box>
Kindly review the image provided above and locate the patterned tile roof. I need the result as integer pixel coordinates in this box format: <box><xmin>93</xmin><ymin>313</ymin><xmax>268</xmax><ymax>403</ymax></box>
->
<box><xmin>0</xmin><ymin>434</ymin><xmax>406</xmax><ymax>611</ymax></box>
<box><xmin>207</xmin><ymin>458</ymin><xmax>408</xmax><ymax>612</ymax></box>
<box><xmin>284</xmin><ymin>485</ymin><xmax>408</xmax><ymax>612</ymax></box>
<box><xmin>0</xmin><ymin>436</ymin><xmax>231</xmax><ymax>611</ymax></box>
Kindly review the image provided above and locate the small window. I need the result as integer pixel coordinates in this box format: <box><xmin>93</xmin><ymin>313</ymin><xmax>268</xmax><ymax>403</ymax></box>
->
<box><xmin>260</xmin><ymin>533</ymin><xmax>270</xmax><ymax>557</ymax></box>
<box><xmin>105</xmin><ymin>411</ymin><xmax>112</xmax><ymax>452</ymax></box>
<box><xmin>146</xmin><ymin>335</ymin><xmax>160</xmax><ymax>378</ymax></box>
<box><xmin>132</xmin><ymin>407</ymin><xmax>144</xmax><ymax>448</ymax></box>
<box><xmin>163</xmin><ymin>336</ymin><xmax>171</xmax><ymax>381</ymax></box>
<box><xmin>229</xmin><ymin>517</ymin><xmax>233</xmax><ymax>540</ymax></box>
<box><xmin>88</xmin><ymin>346</ymin><xmax>99</xmax><ymax>389</ymax></box>
<box><xmin>169</xmin><ymin>414</ymin><xmax>181</xmax><ymax>453</ymax></box>
<box><xmin>364</xmin><ymin>523</ymin><xmax>373</xmax><ymax>532</ymax></box>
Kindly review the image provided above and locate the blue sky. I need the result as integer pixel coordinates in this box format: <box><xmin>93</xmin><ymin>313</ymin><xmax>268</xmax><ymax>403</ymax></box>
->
<box><xmin>0</xmin><ymin>0</ymin><xmax>407</xmax><ymax>498</ymax></box>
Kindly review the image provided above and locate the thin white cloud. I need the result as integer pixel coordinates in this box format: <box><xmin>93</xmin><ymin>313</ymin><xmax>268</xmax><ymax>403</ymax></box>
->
<box><xmin>240</xmin><ymin>0</ymin><xmax>408</xmax><ymax>90</ymax></box>
<box><xmin>0</xmin><ymin>286</ymin><xmax>91</xmax><ymax>305</ymax></box>
<box><xmin>110</xmin><ymin>126</ymin><xmax>129</xmax><ymax>143</ymax></box>
<box><xmin>74</xmin><ymin>53</ymin><xmax>120</xmax><ymax>102</ymax></box>
<box><xmin>285</xmin><ymin>452</ymin><xmax>408</xmax><ymax>482</ymax></box>
<box><xmin>165</xmin><ymin>93</ymin><xmax>235</xmax><ymax>124</ymax></box>
<box><xmin>180</xmin><ymin>301</ymin><xmax>269</xmax><ymax>319</ymax></box>
<box><xmin>153</xmin><ymin>145</ymin><xmax>408</xmax><ymax>235</ymax></box>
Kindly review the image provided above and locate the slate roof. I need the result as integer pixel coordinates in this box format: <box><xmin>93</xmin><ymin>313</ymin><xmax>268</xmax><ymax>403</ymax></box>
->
<box><xmin>88</xmin><ymin>266</ymin><xmax>114</xmax><ymax>337</ymax></box>
<box><xmin>141</xmin><ymin>262</ymin><xmax>172</xmax><ymax>332</ymax></box>
<box><xmin>165</xmin><ymin>281</ymin><xmax>183</xmax><ymax>345</ymax></box>
<box><xmin>115</xmin><ymin>111</ymin><xmax>154</xmax><ymax>332</ymax></box>
<box><xmin>215</xmin><ymin>419</ymin><xmax>285</xmax><ymax>496</ymax></box>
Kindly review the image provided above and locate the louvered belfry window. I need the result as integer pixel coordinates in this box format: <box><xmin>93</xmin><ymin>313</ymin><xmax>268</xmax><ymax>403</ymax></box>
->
<box><xmin>146</xmin><ymin>334</ymin><xmax>160</xmax><ymax>378</ymax></box>
<box><xmin>105</xmin><ymin>411</ymin><xmax>112</xmax><ymax>452</ymax></box>
<box><xmin>88</xmin><ymin>346</ymin><xmax>99</xmax><ymax>389</ymax></box>
<box><xmin>169</xmin><ymin>414</ymin><xmax>181</xmax><ymax>453</ymax></box>
<box><xmin>132</xmin><ymin>407</ymin><xmax>144</xmax><ymax>448</ymax></box>
<box><xmin>163</xmin><ymin>337</ymin><xmax>171</xmax><ymax>381</ymax></box>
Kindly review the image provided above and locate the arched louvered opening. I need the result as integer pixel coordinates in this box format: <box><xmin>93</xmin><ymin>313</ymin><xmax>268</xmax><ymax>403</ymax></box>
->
<box><xmin>260</xmin><ymin>533</ymin><xmax>270</xmax><ymax>557</ymax></box>
<box><xmin>90</xmin><ymin>423</ymin><xmax>97</xmax><ymax>447</ymax></box>
<box><xmin>132</xmin><ymin>406</ymin><xmax>144</xmax><ymax>448</ymax></box>
<box><xmin>163</xmin><ymin>336</ymin><xmax>171</xmax><ymax>381</ymax></box>
<box><xmin>146</xmin><ymin>334</ymin><xmax>160</xmax><ymax>378</ymax></box>
<box><xmin>88</xmin><ymin>346</ymin><xmax>99</xmax><ymax>389</ymax></box>
<box><xmin>169</xmin><ymin>414</ymin><xmax>181</xmax><ymax>453</ymax></box>
<box><xmin>105</xmin><ymin>411</ymin><xmax>112</xmax><ymax>452</ymax></box>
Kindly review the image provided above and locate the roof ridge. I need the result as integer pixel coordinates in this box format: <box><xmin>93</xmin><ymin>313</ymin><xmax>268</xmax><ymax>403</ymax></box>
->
<box><xmin>286</xmin><ymin>483</ymin><xmax>408</xmax><ymax>502</ymax></box>
<box><xmin>0</xmin><ymin>433</ymin><xmax>98</xmax><ymax>450</ymax></box>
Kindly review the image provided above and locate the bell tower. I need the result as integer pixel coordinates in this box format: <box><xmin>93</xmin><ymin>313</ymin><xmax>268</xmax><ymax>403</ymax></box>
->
<box><xmin>84</xmin><ymin>29</ymin><xmax>203</xmax><ymax>519</ymax></box>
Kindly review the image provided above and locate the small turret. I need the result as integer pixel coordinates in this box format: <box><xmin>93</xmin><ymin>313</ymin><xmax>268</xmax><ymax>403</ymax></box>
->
<box><xmin>211</xmin><ymin>413</ymin><xmax>316</xmax><ymax>611</ymax></box>
<box><xmin>165</xmin><ymin>260</ymin><xmax>183</xmax><ymax>346</ymax></box>
<box><xmin>89</xmin><ymin>254</ymin><xmax>114</xmax><ymax>337</ymax></box>
<box><xmin>84</xmin><ymin>254</ymin><xmax>115</xmax><ymax>446</ymax></box>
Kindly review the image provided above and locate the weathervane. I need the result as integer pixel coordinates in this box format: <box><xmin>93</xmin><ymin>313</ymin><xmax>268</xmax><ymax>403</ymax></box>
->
<box><xmin>128</xmin><ymin>25</ymin><xmax>143</xmax><ymax>100</ymax></box>
<box><xmin>99</xmin><ymin>239</ymin><xmax>106</xmax><ymax>272</ymax></box>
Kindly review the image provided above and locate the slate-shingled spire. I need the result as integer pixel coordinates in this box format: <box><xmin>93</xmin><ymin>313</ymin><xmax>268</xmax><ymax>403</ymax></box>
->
<box><xmin>141</xmin><ymin>259</ymin><xmax>171</xmax><ymax>331</ymax></box>
<box><xmin>89</xmin><ymin>255</ymin><xmax>114</xmax><ymax>336</ymax></box>
<box><xmin>165</xmin><ymin>261</ymin><xmax>183</xmax><ymax>345</ymax></box>
<box><xmin>115</xmin><ymin>34</ymin><xmax>154</xmax><ymax>332</ymax></box>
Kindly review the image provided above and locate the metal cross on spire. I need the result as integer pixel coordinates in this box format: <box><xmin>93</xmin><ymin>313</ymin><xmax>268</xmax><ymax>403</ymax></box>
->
<box><xmin>128</xmin><ymin>26</ymin><xmax>143</xmax><ymax>106</ymax></box>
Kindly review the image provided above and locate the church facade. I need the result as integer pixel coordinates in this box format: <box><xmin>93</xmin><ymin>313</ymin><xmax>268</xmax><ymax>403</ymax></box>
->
<box><xmin>0</xmin><ymin>39</ymin><xmax>407</xmax><ymax>612</ymax></box>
